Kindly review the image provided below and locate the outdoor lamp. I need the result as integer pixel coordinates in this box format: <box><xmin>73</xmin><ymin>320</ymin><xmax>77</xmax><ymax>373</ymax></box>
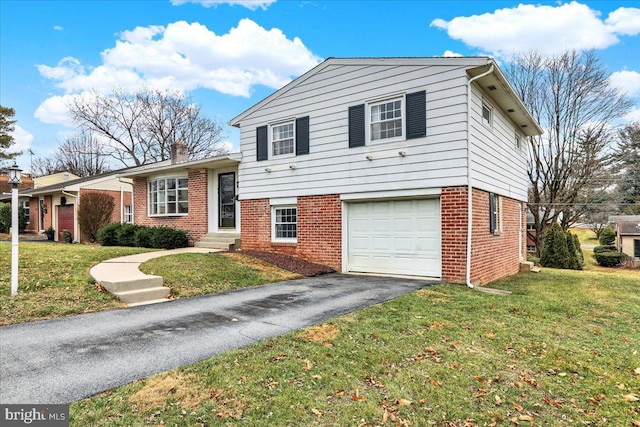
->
<box><xmin>9</xmin><ymin>161</ymin><xmax>22</xmax><ymax>296</ymax></box>
<box><xmin>8</xmin><ymin>162</ymin><xmax>22</xmax><ymax>185</ymax></box>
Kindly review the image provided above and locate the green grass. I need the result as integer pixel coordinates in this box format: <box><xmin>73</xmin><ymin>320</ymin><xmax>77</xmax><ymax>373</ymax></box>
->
<box><xmin>139</xmin><ymin>252</ymin><xmax>300</xmax><ymax>297</ymax></box>
<box><xmin>570</xmin><ymin>227</ymin><xmax>599</xmax><ymax>246</ymax></box>
<box><xmin>0</xmin><ymin>242</ymin><xmax>159</xmax><ymax>325</ymax></box>
<box><xmin>72</xmin><ymin>259</ymin><xmax>640</xmax><ymax>426</ymax></box>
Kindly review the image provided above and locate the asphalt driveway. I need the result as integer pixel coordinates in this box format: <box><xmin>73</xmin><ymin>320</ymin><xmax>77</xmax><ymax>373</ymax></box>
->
<box><xmin>0</xmin><ymin>274</ymin><xmax>435</xmax><ymax>404</ymax></box>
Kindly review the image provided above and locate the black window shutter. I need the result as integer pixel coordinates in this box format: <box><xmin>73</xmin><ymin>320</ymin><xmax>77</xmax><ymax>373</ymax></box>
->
<box><xmin>348</xmin><ymin>104</ymin><xmax>366</xmax><ymax>148</ymax></box>
<box><xmin>256</xmin><ymin>125</ymin><xmax>268</xmax><ymax>161</ymax></box>
<box><xmin>295</xmin><ymin>116</ymin><xmax>310</xmax><ymax>155</ymax></box>
<box><xmin>406</xmin><ymin>90</ymin><xmax>426</xmax><ymax>139</ymax></box>
<box><xmin>489</xmin><ymin>193</ymin><xmax>496</xmax><ymax>234</ymax></box>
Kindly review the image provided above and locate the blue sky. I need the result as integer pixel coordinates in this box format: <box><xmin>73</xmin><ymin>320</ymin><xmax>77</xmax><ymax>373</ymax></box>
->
<box><xmin>1</xmin><ymin>0</ymin><xmax>639</xmax><ymax>171</ymax></box>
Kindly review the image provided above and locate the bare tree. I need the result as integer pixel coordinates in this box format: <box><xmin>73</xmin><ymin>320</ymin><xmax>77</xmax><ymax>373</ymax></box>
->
<box><xmin>67</xmin><ymin>88</ymin><xmax>228</xmax><ymax>167</ymax></box>
<box><xmin>507</xmin><ymin>51</ymin><xmax>633</xmax><ymax>255</ymax></box>
<box><xmin>31</xmin><ymin>131</ymin><xmax>111</xmax><ymax>178</ymax></box>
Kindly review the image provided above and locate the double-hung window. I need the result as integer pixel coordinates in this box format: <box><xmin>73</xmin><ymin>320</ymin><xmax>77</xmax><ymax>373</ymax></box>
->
<box><xmin>21</xmin><ymin>199</ymin><xmax>30</xmax><ymax>224</ymax></box>
<box><xmin>271</xmin><ymin>121</ymin><xmax>295</xmax><ymax>156</ymax></box>
<box><xmin>489</xmin><ymin>192</ymin><xmax>501</xmax><ymax>235</ymax></box>
<box><xmin>272</xmin><ymin>205</ymin><xmax>297</xmax><ymax>242</ymax></box>
<box><xmin>124</xmin><ymin>205</ymin><xmax>133</xmax><ymax>223</ymax></box>
<box><xmin>148</xmin><ymin>177</ymin><xmax>188</xmax><ymax>216</ymax></box>
<box><xmin>370</xmin><ymin>98</ymin><xmax>403</xmax><ymax>141</ymax></box>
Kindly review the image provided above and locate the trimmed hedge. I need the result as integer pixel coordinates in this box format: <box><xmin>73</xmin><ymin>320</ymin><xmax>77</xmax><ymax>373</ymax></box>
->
<box><xmin>97</xmin><ymin>222</ymin><xmax>189</xmax><ymax>250</ymax></box>
<box><xmin>593</xmin><ymin>245</ymin><xmax>617</xmax><ymax>254</ymax></box>
<box><xmin>594</xmin><ymin>251</ymin><xmax>629</xmax><ymax>267</ymax></box>
<box><xmin>599</xmin><ymin>226</ymin><xmax>616</xmax><ymax>246</ymax></box>
<box><xmin>0</xmin><ymin>203</ymin><xmax>27</xmax><ymax>234</ymax></box>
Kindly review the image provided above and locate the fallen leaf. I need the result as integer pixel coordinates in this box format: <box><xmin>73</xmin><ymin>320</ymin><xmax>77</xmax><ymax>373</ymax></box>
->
<box><xmin>622</xmin><ymin>394</ymin><xmax>639</xmax><ymax>402</ymax></box>
<box><xmin>303</xmin><ymin>359</ymin><xmax>313</xmax><ymax>371</ymax></box>
<box><xmin>519</xmin><ymin>415</ymin><xmax>534</xmax><ymax>421</ymax></box>
<box><xmin>510</xmin><ymin>416</ymin><xmax>519</xmax><ymax>425</ymax></box>
<box><xmin>495</xmin><ymin>395</ymin><xmax>502</xmax><ymax>406</ymax></box>
<box><xmin>474</xmin><ymin>376</ymin><xmax>485</xmax><ymax>382</ymax></box>
<box><xmin>634</xmin><ymin>367</ymin><xmax>640</xmax><ymax>375</ymax></box>
<box><xmin>311</xmin><ymin>408</ymin><xmax>323</xmax><ymax>417</ymax></box>
<box><xmin>336</xmin><ymin>389</ymin><xmax>345</xmax><ymax>396</ymax></box>
<box><xmin>512</xmin><ymin>402</ymin><xmax>523</xmax><ymax>412</ymax></box>
<box><xmin>631</xmin><ymin>420</ymin><xmax>640</xmax><ymax>427</ymax></box>
<box><xmin>397</xmin><ymin>398</ymin><xmax>412</xmax><ymax>406</ymax></box>
<box><xmin>351</xmin><ymin>394</ymin><xmax>366</xmax><ymax>402</ymax></box>
<box><xmin>616</xmin><ymin>383</ymin><xmax>626</xmax><ymax>390</ymax></box>
<box><xmin>429</xmin><ymin>378</ymin><xmax>442</xmax><ymax>387</ymax></box>
<box><xmin>312</xmin><ymin>375</ymin><xmax>322</xmax><ymax>379</ymax></box>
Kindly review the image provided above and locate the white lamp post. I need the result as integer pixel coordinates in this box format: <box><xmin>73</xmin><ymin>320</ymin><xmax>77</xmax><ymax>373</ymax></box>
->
<box><xmin>8</xmin><ymin>162</ymin><xmax>22</xmax><ymax>296</ymax></box>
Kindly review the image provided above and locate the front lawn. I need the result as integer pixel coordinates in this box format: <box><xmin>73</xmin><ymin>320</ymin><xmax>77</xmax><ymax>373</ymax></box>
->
<box><xmin>72</xmin><ymin>262</ymin><xmax>640</xmax><ymax>426</ymax></box>
<box><xmin>0</xmin><ymin>243</ymin><xmax>298</xmax><ymax>325</ymax></box>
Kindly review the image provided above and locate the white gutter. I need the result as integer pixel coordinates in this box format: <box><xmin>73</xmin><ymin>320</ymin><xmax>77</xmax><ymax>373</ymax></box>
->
<box><xmin>465</xmin><ymin>62</ymin><xmax>494</xmax><ymax>289</ymax></box>
<box><xmin>61</xmin><ymin>190</ymin><xmax>77</xmax><ymax>199</ymax></box>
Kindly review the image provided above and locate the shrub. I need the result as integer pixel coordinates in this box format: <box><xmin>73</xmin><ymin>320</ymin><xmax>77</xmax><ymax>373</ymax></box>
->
<box><xmin>572</xmin><ymin>233</ymin><xmax>584</xmax><ymax>267</ymax></box>
<box><xmin>593</xmin><ymin>245</ymin><xmax>617</xmax><ymax>254</ymax></box>
<box><xmin>97</xmin><ymin>222</ymin><xmax>123</xmax><ymax>246</ymax></box>
<box><xmin>116</xmin><ymin>223</ymin><xmax>140</xmax><ymax>247</ymax></box>
<box><xmin>594</xmin><ymin>251</ymin><xmax>629</xmax><ymax>267</ymax></box>
<box><xmin>77</xmin><ymin>192</ymin><xmax>115</xmax><ymax>242</ymax></box>
<box><xmin>599</xmin><ymin>226</ymin><xmax>616</xmax><ymax>246</ymax></box>
<box><xmin>0</xmin><ymin>203</ymin><xmax>27</xmax><ymax>233</ymax></box>
<box><xmin>149</xmin><ymin>226</ymin><xmax>189</xmax><ymax>250</ymax></box>
<box><xmin>540</xmin><ymin>223</ymin><xmax>581</xmax><ymax>270</ymax></box>
<box><xmin>133</xmin><ymin>227</ymin><xmax>155</xmax><ymax>248</ymax></box>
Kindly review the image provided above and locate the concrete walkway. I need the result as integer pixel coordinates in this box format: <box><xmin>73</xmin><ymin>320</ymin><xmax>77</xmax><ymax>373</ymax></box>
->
<box><xmin>90</xmin><ymin>247</ymin><xmax>216</xmax><ymax>305</ymax></box>
<box><xmin>0</xmin><ymin>274</ymin><xmax>435</xmax><ymax>404</ymax></box>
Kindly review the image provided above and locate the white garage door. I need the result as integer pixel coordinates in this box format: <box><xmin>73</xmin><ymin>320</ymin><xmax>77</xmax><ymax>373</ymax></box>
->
<box><xmin>347</xmin><ymin>199</ymin><xmax>441</xmax><ymax>277</ymax></box>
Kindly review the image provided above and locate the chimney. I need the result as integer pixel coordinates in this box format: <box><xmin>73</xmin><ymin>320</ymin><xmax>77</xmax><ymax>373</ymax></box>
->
<box><xmin>170</xmin><ymin>142</ymin><xmax>189</xmax><ymax>164</ymax></box>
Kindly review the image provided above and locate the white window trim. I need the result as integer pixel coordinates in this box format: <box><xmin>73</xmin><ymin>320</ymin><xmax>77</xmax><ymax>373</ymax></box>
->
<box><xmin>492</xmin><ymin>194</ymin><xmax>503</xmax><ymax>236</ymax></box>
<box><xmin>515</xmin><ymin>132</ymin><xmax>522</xmax><ymax>150</ymax></box>
<box><xmin>366</xmin><ymin>95</ymin><xmax>405</xmax><ymax>144</ymax></box>
<box><xmin>271</xmin><ymin>204</ymin><xmax>298</xmax><ymax>243</ymax></box>
<box><xmin>148</xmin><ymin>176</ymin><xmax>189</xmax><ymax>217</ymax></box>
<box><xmin>269</xmin><ymin>119</ymin><xmax>296</xmax><ymax>159</ymax></box>
<box><xmin>21</xmin><ymin>199</ymin><xmax>30</xmax><ymax>224</ymax></box>
<box><xmin>124</xmin><ymin>205</ymin><xmax>133</xmax><ymax>223</ymax></box>
<box><xmin>481</xmin><ymin>103</ymin><xmax>492</xmax><ymax>128</ymax></box>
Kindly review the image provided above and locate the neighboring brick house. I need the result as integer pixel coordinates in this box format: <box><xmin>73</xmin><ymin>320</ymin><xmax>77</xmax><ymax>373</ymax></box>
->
<box><xmin>118</xmin><ymin>143</ymin><xmax>242</xmax><ymax>246</ymax></box>
<box><xmin>18</xmin><ymin>170</ymin><xmax>134</xmax><ymax>242</ymax></box>
<box><xmin>229</xmin><ymin>57</ymin><xmax>543</xmax><ymax>285</ymax></box>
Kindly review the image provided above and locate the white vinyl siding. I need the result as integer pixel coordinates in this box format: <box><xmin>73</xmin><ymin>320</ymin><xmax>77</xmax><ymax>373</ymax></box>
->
<box><xmin>237</xmin><ymin>59</ymin><xmax>529</xmax><ymax>202</ymax></box>
<box><xmin>347</xmin><ymin>199</ymin><xmax>441</xmax><ymax>277</ymax></box>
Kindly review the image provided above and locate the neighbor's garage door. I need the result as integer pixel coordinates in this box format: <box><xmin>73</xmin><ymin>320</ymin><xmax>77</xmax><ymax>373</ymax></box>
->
<box><xmin>347</xmin><ymin>199</ymin><xmax>441</xmax><ymax>277</ymax></box>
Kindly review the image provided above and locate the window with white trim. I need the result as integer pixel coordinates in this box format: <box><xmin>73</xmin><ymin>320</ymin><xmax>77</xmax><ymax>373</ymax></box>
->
<box><xmin>515</xmin><ymin>133</ymin><xmax>522</xmax><ymax>149</ymax></box>
<box><xmin>482</xmin><ymin>104</ymin><xmax>492</xmax><ymax>127</ymax></box>
<box><xmin>124</xmin><ymin>205</ymin><xmax>133</xmax><ymax>223</ymax></box>
<box><xmin>370</xmin><ymin>98</ymin><xmax>403</xmax><ymax>141</ymax></box>
<box><xmin>272</xmin><ymin>205</ymin><xmax>297</xmax><ymax>242</ymax></box>
<box><xmin>489</xmin><ymin>192</ymin><xmax>502</xmax><ymax>235</ymax></box>
<box><xmin>271</xmin><ymin>121</ymin><xmax>295</xmax><ymax>156</ymax></box>
<box><xmin>148</xmin><ymin>177</ymin><xmax>188</xmax><ymax>216</ymax></box>
<box><xmin>21</xmin><ymin>199</ymin><xmax>30</xmax><ymax>224</ymax></box>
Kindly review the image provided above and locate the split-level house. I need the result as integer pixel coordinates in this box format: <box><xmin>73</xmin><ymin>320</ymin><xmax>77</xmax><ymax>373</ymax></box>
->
<box><xmin>229</xmin><ymin>57</ymin><xmax>542</xmax><ymax>285</ymax></box>
<box><xmin>126</xmin><ymin>57</ymin><xmax>542</xmax><ymax>285</ymax></box>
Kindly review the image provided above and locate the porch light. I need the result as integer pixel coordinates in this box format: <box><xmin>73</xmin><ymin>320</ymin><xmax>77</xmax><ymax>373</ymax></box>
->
<box><xmin>8</xmin><ymin>162</ymin><xmax>22</xmax><ymax>184</ymax></box>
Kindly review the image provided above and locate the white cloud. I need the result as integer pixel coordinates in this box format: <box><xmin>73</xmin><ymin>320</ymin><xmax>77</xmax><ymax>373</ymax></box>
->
<box><xmin>10</xmin><ymin>125</ymin><xmax>34</xmax><ymax>152</ymax></box>
<box><xmin>34</xmin><ymin>94</ymin><xmax>80</xmax><ymax>126</ymax></box>
<box><xmin>171</xmin><ymin>0</ymin><xmax>276</xmax><ymax>10</ymax></box>
<box><xmin>53</xmin><ymin>25</ymin><xmax>64</xmax><ymax>31</ymax></box>
<box><xmin>431</xmin><ymin>2</ymin><xmax>640</xmax><ymax>58</ymax></box>
<box><xmin>625</xmin><ymin>107</ymin><xmax>640</xmax><ymax>123</ymax></box>
<box><xmin>610</xmin><ymin>70</ymin><xmax>640</xmax><ymax>97</ymax></box>
<box><xmin>442</xmin><ymin>50</ymin><xmax>462</xmax><ymax>57</ymax></box>
<box><xmin>37</xmin><ymin>19</ymin><xmax>321</xmax><ymax>101</ymax></box>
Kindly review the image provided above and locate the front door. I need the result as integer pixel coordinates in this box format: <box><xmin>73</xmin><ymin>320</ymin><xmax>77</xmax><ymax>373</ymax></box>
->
<box><xmin>57</xmin><ymin>204</ymin><xmax>74</xmax><ymax>241</ymax></box>
<box><xmin>218</xmin><ymin>172</ymin><xmax>236</xmax><ymax>228</ymax></box>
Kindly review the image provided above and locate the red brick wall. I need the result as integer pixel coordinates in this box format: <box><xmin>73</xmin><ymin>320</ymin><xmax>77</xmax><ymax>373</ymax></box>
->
<box><xmin>240</xmin><ymin>195</ymin><xmax>342</xmax><ymax>271</ymax></box>
<box><xmin>133</xmin><ymin>170</ymin><xmax>209</xmax><ymax>244</ymax></box>
<box><xmin>25</xmin><ymin>197</ymin><xmax>39</xmax><ymax>233</ymax></box>
<box><xmin>442</xmin><ymin>186</ymin><xmax>524</xmax><ymax>285</ymax></box>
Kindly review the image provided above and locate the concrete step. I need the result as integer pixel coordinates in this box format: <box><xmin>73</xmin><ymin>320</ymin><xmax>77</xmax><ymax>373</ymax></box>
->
<box><xmin>100</xmin><ymin>276</ymin><xmax>164</xmax><ymax>294</ymax></box>
<box><xmin>519</xmin><ymin>261</ymin><xmax>541</xmax><ymax>273</ymax></box>
<box><xmin>195</xmin><ymin>233</ymin><xmax>241</xmax><ymax>251</ymax></box>
<box><xmin>114</xmin><ymin>286</ymin><xmax>171</xmax><ymax>304</ymax></box>
<box><xmin>530</xmin><ymin>266</ymin><xmax>542</xmax><ymax>273</ymax></box>
<box><xmin>127</xmin><ymin>298</ymin><xmax>172</xmax><ymax>307</ymax></box>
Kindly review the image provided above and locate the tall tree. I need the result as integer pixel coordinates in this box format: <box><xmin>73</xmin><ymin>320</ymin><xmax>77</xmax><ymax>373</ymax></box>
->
<box><xmin>507</xmin><ymin>50</ymin><xmax>634</xmax><ymax>255</ymax></box>
<box><xmin>67</xmin><ymin>88</ymin><xmax>228</xmax><ymax>167</ymax></box>
<box><xmin>31</xmin><ymin>131</ymin><xmax>111</xmax><ymax>178</ymax></box>
<box><xmin>0</xmin><ymin>105</ymin><xmax>21</xmax><ymax>163</ymax></box>
<box><xmin>614</xmin><ymin>122</ymin><xmax>640</xmax><ymax>214</ymax></box>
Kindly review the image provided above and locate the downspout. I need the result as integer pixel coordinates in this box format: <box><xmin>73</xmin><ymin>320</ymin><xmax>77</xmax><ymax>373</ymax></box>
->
<box><xmin>118</xmin><ymin>177</ymin><xmax>133</xmax><ymax>224</ymax></box>
<box><xmin>465</xmin><ymin>63</ymin><xmax>494</xmax><ymax>289</ymax></box>
<box><xmin>120</xmin><ymin>185</ymin><xmax>124</xmax><ymax>223</ymax></box>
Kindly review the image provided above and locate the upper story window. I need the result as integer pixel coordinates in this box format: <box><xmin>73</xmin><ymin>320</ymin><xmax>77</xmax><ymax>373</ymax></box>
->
<box><xmin>370</xmin><ymin>98</ymin><xmax>403</xmax><ymax>141</ymax></box>
<box><xmin>148</xmin><ymin>177</ymin><xmax>188</xmax><ymax>216</ymax></box>
<box><xmin>482</xmin><ymin>104</ymin><xmax>492</xmax><ymax>127</ymax></box>
<box><xmin>271</xmin><ymin>121</ymin><xmax>295</xmax><ymax>156</ymax></box>
<box><xmin>349</xmin><ymin>91</ymin><xmax>425</xmax><ymax>148</ymax></box>
<box><xmin>515</xmin><ymin>133</ymin><xmax>522</xmax><ymax>149</ymax></box>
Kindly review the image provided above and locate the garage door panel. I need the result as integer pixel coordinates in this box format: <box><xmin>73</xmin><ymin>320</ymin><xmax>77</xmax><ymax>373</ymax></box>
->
<box><xmin>347</xmin><ymin>199</ymin><xmax>441</xmax><ymax>278</ymax></box>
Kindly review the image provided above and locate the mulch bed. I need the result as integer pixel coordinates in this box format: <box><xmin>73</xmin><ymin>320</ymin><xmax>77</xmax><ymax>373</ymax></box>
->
<box><xmin>237</xmin><ymin>250</ymin><xmax>335</xmax><ymax>277</ymax></box>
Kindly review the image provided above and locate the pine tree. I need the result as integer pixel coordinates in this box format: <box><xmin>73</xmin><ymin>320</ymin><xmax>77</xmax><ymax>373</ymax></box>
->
<box><xmin>0</xmin><ymin>105</ymin><xmax>20</xmax><ymax>161</ymax></box>
<box><xmin>615</xmin><ymin>123</ymin><xmax>640</xmax><ymax>214</ymax></box>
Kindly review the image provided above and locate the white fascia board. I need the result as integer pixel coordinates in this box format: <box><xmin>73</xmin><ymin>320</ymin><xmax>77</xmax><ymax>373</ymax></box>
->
<box><xmin>340</xmin><ymin>188</ymin><xmax>441</xmax><ymax>202</ymax></box>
